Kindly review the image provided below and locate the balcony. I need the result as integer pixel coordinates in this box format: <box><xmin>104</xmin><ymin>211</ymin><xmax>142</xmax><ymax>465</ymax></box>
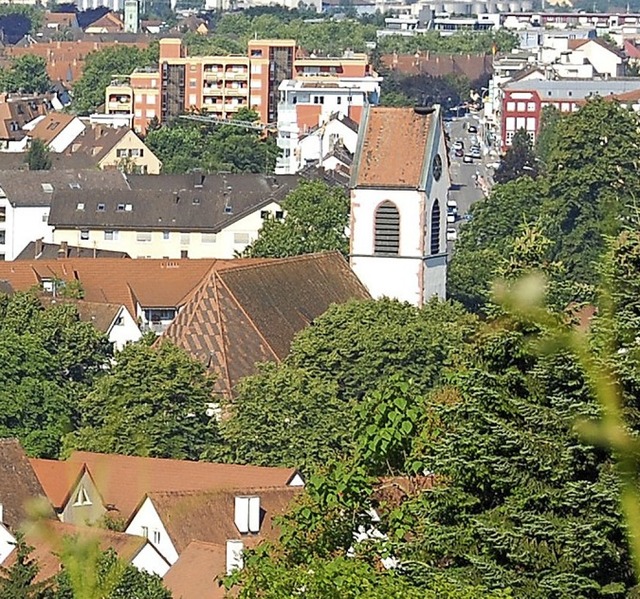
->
<box><xmin>224</xmin><ymin>70</ymin><xmax>249</xmax><ymax>80</ymax></box>
<box><xmin>223</xmin><ymin>87</ymin><xmax>248</xmax><ymax>96</ymax></box>
<box><xmin>107</xmin><ymin>101</ymin><xmax>132</xmax><ymax>112</ymax></box>
<box><xmin>202</xmin><ymin>86</ymin><xmax>224</xmax><ymax>96</ymax></box>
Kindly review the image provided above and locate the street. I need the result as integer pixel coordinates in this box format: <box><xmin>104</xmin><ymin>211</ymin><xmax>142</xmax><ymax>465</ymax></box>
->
<box><xmin>445</xmin><ymin>112</ymin><xmax>496</xmax><ymax>255</ymax></box>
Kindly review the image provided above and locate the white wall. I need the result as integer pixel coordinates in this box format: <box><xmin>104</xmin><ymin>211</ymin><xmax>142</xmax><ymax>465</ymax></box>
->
<box><xmin>131</xmin><ymin>542</ymin><xmax>171</xmax><ymax>577</ymax></box>
<box><xmin>108</xmin><ymin>306</ymin><xmax>142</xmax><ymax>350</ymax></box>
<box><xmin>52</xmin><ymin>201</ymin><xmax>282</xmax><ymax>260</ymax></box>
<box><xmin>126</xmin><ymin>497</ymin><xmax>179</xmax><ymax>565</ymax></box>
<box><xmin>0</xmin><ymin>201</ymin><xmax>53</xmax><ymax>261</ymax></box>
<box><xmin>0</xmin><ymin>525</ymin><xmax>15</xmax><ymax>565</ymax></box>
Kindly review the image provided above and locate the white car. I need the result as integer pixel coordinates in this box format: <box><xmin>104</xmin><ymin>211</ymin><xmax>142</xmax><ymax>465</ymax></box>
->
<box><xmin>447</xmin><ymin>199</ymin><xmax>458</xmax><ymax>212</ymax></box>
<box><xmin>447</xmin><ymin>227</ymin><xmax>458</xmax><ymax>242</ymax></box>
<box><xmin>447</xmin><ymin>213</ymin><xmax>456</xmax><ymax>224</ymax></box>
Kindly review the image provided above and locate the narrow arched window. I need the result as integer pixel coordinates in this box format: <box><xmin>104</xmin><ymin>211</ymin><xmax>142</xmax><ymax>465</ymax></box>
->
<box><xmin>430</xmin><ymin>199</ymin><xmax>441</xmax><ymax>255</ymax></box>
<box><xmin>374</xmin><ymin>201</ymin><xmax>400</xmax><ymax>256</ymax></box>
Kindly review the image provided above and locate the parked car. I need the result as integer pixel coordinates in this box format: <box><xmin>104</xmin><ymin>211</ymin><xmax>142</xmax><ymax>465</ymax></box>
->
<box><xmin>447</xmin><ymin>199</ymin><xmax>458</xmax><ymax>213</ymax></box>
<box><xmin>463</xmin><ymin>154</ymin><xmax>473</xmax><ymax>164</ymax></box>
<box><xmin>455</xmin><ymin>148</ymin><xmax>464</xmax><ymax>157</ymax></box>
<box><xmin>453</xmin><ymin>140</ymin><xmax>464</xmax><ymax>150</ymax></box>
<box><xmin>471</xmin><ymin>149</ymin><xmax>481</xmax><ymax>159</ymax></box>
<box><xmin>447</xmin><ymin>227</ymin><xmax>458</xmax><ymax>242</ymax></box>
<box><xmin>447</xmin><ymin>213</ymin><xmax>456</xmax><ymax>223</ymax></box>
<box><xmin>468</xmin><ymin>125</ymin><xmax>478</xmax><ymax>134</ymax></box>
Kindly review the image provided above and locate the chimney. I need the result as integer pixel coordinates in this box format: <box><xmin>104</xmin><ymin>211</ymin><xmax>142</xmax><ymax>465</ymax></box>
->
<box><xmin>35</xmin><ymin>237</ymin><xmax>43</xmax><ymax>258</ymax></box>
<box><xmin>234</xmin><ymin>495</ymin><xmax>260</xmax><ymax>534</ymax></box>
<box><xmin>59</xmin><ymin>240</ymin><xmax>68</xmax><ymax>258</ymax></box>
<box><xmin>226</xmin><ymin>539</ymin><xmax>244</xmax><ymax>574</ymax></box>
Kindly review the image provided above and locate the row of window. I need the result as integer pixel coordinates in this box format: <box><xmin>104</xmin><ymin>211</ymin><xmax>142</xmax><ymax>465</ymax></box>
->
<box><xmin>373</xmin><ymin>200</ymin><xmax>442</xmax><ymax>256</ymax></box>
<box><xmin>505</xmin><ymin>100</ymin><xmax>537</xmax><ymax>113</ymax></box>
<box><xmin>115</xmin><ymin>148</ymin><xmax>145</xmax><ymax>159</ymax></box>
<box><xmin>79</xmin><ymin>231</ymin><xmax>252</xmax><ymax>244</ymax></box>
<box><xmin>141</xmin><ymin>526</ymin><xmax>162</xmax><ymax>545</ymax></box>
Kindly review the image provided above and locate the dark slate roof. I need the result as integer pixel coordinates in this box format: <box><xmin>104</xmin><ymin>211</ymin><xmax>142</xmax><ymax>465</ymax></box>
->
<box><xmin>16</xmin><ymin>241</ymin><xmax>130</xmax><ymax>260</ymax></box>
<box><xmin>0</xmin><ymin>438</ymin><xmax>55</xmax><ymax>530</ymax></box>
<box><xmin>161</xmin><ymin>252</ymin><xmax>370</xmax><ymax>397</ymax></box>
<box><xmin>48</xmin><ymin>174</ymin><xmax>300</xmax><ymax>232</ymax></box>
<box><xmin>0</xmin><ymin>169</ymin><xmax>129</xmax><ymax>207</ymax></box>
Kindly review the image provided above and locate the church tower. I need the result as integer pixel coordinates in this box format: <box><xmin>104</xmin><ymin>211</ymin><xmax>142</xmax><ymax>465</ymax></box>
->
<box><xmin>349</xmin><ymin>105</ymin><xmax>450</xmax><ymax>306</ymax></box>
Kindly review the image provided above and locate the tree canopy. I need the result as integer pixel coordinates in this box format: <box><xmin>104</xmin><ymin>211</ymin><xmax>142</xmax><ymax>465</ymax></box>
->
<box><xmin>0</xmin><ymin>55</ymin><xmax>49</xmax><ymax>94</ymax></box>
<box><xmin>494</xmin><ymin>128</ymin><xmax>538</xmax><ymax>184</ymax></box>
<box><xmin>26</xmin><ymin>139</ymin><xmax>52</xmax><ymax>171</ymax></box>
<box><xmin>242</xmin><ymin>180</ymin><xmax>349</xmax><ymax>258</ymax></box>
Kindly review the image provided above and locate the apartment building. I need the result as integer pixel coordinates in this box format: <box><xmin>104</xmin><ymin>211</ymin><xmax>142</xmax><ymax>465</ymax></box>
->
<box><xmin>105</xmin><ymin>38</ymin><xmax>376</xmax><ymax>134</ymax></box>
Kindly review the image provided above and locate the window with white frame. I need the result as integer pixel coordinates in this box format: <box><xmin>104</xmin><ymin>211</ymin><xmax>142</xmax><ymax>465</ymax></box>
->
<box><xmin>506</xmin><ymin>101</ymin><xmax>516</xmax><ymax>111</ymax></box>
<box><xmin>234</xmin><ymin>232</ymin><xmax>250</xmax><ymax>244</ymax></box>
<box><xmin>202</xmin><ymin>233</ymin><xmax>217</xmax><ymax>243</ymax></box>
<box><xmin>73</xmin><ymin>486</ymin><xmax>91</xmax><ymax>506</ymax></box>
<box><xmin>104</xmin><ymin>230</ymin><xmax>118</xmax><ymax>241</ymax></box>
<box><xmin>80</xmin><ymin>230</ymin><xmax>89</xmax><ymax>240</ymax></box>
<box><xmin>136</xmin><ymin>232</ymin><xmax>152</xmax><ymax>242</ymax></box>
<box><xmin>180</xmin><ymin>233</ymin><xmax>190</xmax><ymax>245</ymax></box>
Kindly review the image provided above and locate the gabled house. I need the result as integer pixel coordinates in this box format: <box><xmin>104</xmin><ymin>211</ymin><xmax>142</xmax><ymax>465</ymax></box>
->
<box><xmin>57</xmin><ymin>451</ymin><xmax>303</xmax><ymax>527</ymax></box>
<box><xmin>0</xmin><ymin>438</ymin><xmax>56</xmax><ymax>562</ymax></box>
<box><xmin>0</xmin><ymin>169</ymin><xmax>130</xmax><ymax>260</ymax></box>
<box><xmin>1</xmin><ymin>520</ymin><xmax>170</xmax><ymax>579</ymax></box>
<box><xmin>127</xmin><ymin>487</ymin><xmax>301</xmax><ymax>565</ymax></box>
<box><xmin>48</xmin><ymin>174</ymin><xmax>299</xmax><ymax>259</ymax></box>
<box><xmin>0</xmin><ymin>93</ymin><xmax>52</xmax><ymax>150</ymax></box>
<box><xmin>161</xmin><ymin>252</ymin><xmax>370</xmax><ymax>397</ymax></box>
<box><xmin>84</xmin><ymin>12</ymin><xmax>124</xmax><ymax>34</ymax></box>
<box><xmin>28</xmin><ymin>112</ymin><xmax>86</xmax><ymax>153</ymax></box>
<box><xmin>350</xmin><ymin>105</ymin><xmax>450</xmax><ymax>305</ymax></box>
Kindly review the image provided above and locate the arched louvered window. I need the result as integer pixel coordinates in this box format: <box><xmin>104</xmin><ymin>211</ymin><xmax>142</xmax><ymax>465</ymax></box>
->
<box><xmin>430</xmin><ymin>199</ymin><xmax>441</xmax><ymax>255</ymax></box>
<box><xmin>374</xmin><ymin>201</ymin><xmax>400</xmax><ymax>256</ymax></box>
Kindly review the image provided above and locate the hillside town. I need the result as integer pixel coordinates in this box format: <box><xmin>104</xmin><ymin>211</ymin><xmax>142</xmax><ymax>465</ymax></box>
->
<box><xmin>0</xmin><ymin>0</ymin><xmax>640</xmax><ymax>597</ymax></box>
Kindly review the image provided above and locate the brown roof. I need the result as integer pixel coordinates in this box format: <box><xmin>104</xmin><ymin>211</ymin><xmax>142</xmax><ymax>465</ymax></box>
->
<box><xmin>2</xmin><ymin>521</ymin><xmax>149</xmax><ymax>582</ymax></box>
<box><xmin>39</xmin><ymin>298</ymin><xmax>123</xmax><ymax>333</ymax></box>
<box><xmin>28</xmin><ymin>459</ymin><xmax>86</xmax><ymax>510</ymax></box>
<box><xmin>149</xmin><ymin>486</ymin><xmax>300</xmax><ymax>552</ymax></box>
<box><xmin>66</xmin><ymin>451</ymin><xmax>300</xmax><ymax>522</ymax></box>
<box><xmin>162</xmin><ymin>252</ymin><xmax>370</xmax><ymax>397</ymax></box>
<box><xmin>354</xmin><ymin>106</ymin><xmax>435</xmax><ymax>189</ymax></box>
<box><xmin>45</xmin><ymin>12</ymin><xmax>78</xmax><ymax>28</ymax></box>
<box><xmin>381</xmin><ymin>52</ymin><xmax>493</xmax><ymax>81</ymax></box>
<box><xmin>163</xmin><ymin>541</ymin><xmax>227</xmax><ymax>599</ymax></box>
<box><xmin>0</xmin><ymin>258</ymin><xmax>223</xmax><ymax>319</ymax></box>
<box><xmin>0</xmin><ymin>439</ymin><xmax>55</xmax><ymax>530</ymax></box>
<box><xmin>84</xmin><ymin>12</ymin><xmax>124</xmax><ymax>32</ymax></box>
<box><xmin>64</xmin><ymin>125</ymin><xmax>130</xmax><ymax>163</ymax></box>
<box><xmin>16</xmin><ymin>241</ymin><xmax>130</xmax><ymax>260</ymax></box>
<box><xmin>29</xmin><ymin>112</ymin><xmax>78</xmax><ymax>146</ymax></box>
<box><xmin>0</xmin><ymin>94</ymin><xmax>51</xmax><ymax>141</ymax></box>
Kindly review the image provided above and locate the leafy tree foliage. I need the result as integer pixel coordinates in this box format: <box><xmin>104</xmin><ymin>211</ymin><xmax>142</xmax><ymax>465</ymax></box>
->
<box><xmin>217</xmin><ymin>298</ymin><xmax>476</xmax><ymax>469</ymax></box>
<box><xmin>145</xmin><ymin>109</ymin><xmax>278</xmax><ymax>174</ymax></box>
<box><xmin>71</xmin><ymin>46</ymin><xmax>158</xmax><ymax>115</ymax></box>
<box><xmin>0</xmin><ymin>534</ymin><xmax>51</xmax><ymax>599</ymax></box>
<box><xmin>380</xmin><ymin>70</ymin><xmax>474</xmax><ymax>109</ymax></box>
<box><xmin>447</xmin><ymin>176</ymin><xmax>543</xmax><ymax>313</ymax></box>
<box><xmin>0</xmin><ymin>55</ymin><xmax>49</xmax><ymax>94</ymax></box>
<box><xmin>65</xmin><ymin>339</ymin><xmax>219</xmax><ymax>460</ymax></box>
<box><xmin>26</xmin><ymin>139</ymin><xmax>52</xmax><ymax>171</ymax></box>
<box><xmin>494</xmin><ymin>129</ymin><xmax>538</xmax><ymax>184</ymax></box>
<box><xmin>0</xmin><ymin>292</ymin><xmax>112</xmax><ymax>457</ymax></box>
<box><xmin>242</xmin><ymin>181</ymin><xmax>349</xmax><ymax>258</ymax></box>
<box><xmin>377</xmin><ymin>29</ymin><xmax>518</xmax><ymax>55</ymax></box>
<box><xmin>535</xmin><ymin>105</ymin><xmax>563</xmax><ymax>167</ymax></box>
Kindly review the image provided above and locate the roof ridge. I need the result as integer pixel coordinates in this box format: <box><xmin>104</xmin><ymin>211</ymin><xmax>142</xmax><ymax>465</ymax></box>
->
<box><xmin>219</xmin><ymin>251</ymin><xmax>340</xmax><ymax>275</ymax></box>
<box><xmin>210</xmin><ymin>271</ymin><xmax>233</xmax><ymax>398</ymax></box>
<box><xmin>148</xmin><ymin>485</ymin><xmax>297</xmax><ymax>498</ymax></box>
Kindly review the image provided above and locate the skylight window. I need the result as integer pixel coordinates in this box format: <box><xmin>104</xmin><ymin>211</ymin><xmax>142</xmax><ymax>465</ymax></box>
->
<box><xmin>41</xmin><ymin>183</ymin><xmax>54</xmax><ymax>193</ymax></box>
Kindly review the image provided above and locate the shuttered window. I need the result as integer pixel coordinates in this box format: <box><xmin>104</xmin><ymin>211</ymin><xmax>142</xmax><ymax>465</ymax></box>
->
<box><xmin>374</xmin><ymin>201</ymin><xmax>400</xmax><ymax>256</ymax></box>
<box><xmin>430</xmin><ymin>199</ymin><xmax>441</xmax><ymax>255</ymax></box>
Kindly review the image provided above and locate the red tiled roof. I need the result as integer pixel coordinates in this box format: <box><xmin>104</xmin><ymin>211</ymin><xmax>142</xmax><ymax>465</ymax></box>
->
<box><xmin>355</xmin><ymin>106</ymin><xmax>434</xmax><ymax>188</ymax></box>
<box><xmin>66</xmin><ymin>451</ymin><xmax>299</xmax><ymax>522</ymax></box>
<box><xmin>29</xmin><ymin>458</ymin><xmax>85</xmax><ymax>510</ymax></box>
<box><xmin>30</xmin><ymin>112</ymin><xmax>78</xmax><ymax>145</ymax></box>
<box><xmin>2</xmin><ymin>521</ymin><xmax>149</xmax><ymax>582</ymax></box>
<box><xmin>163</xmin><ymin>541</ymin><xmax>227</xmax><ymax>599</ymax></box>
<box><xmin>161</xmin><ymin>252</ymin><xmax>370</xmax><ymax>397</ymax></box>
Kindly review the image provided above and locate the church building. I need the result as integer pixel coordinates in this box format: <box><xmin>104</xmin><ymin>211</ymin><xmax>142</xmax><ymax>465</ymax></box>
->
<box><xmin>349</xmin><ymin>105</ymin><xmax>450</xmax><ymax>306</ymax></box>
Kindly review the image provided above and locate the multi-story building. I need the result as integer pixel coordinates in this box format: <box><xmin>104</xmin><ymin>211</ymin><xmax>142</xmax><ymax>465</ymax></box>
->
<box><xmin>105</xmin><ymin>38</ymin><xmax>376</xmax><ymax>134</ymax></box>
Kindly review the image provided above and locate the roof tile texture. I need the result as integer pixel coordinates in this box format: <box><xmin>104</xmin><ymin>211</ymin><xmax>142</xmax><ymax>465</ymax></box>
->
<box><xmin>28</xmin><ymin>458</ymin><xmax>85</xmax><ymax>509</ymax></box>
<box><xmin>355</xmin><ymin>107</ymin><xmax>433</xmax><ymax>188</ymax></box>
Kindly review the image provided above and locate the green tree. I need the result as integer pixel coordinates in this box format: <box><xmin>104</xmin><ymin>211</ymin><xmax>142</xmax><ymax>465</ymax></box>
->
<box><xmin>242</xmin><ymin>181</ymin><xmax>349</xmax><ymax>258</ymax></box>
<box><xmin>535</xmin><ymin>105</ymin><xmax>563</xmax><ymax>167</ymax></box>
<box><xmin>218</xmin><ymin>298</ymin><xmax>476</xmax><ymax>469</ymax></box>
<box><xmin>494</xmin><ymin>128</ymin><xmax>538</xmax><ymax>184</ymax></box>
<box><xmin>0</xmin><ymin>55</ymin><xmax>49</xmax><ymax>94</ymax></box>
<box><xmin>64</xmin><ymin>339</ymin><xmax>220</xmax><ymax>460</ymax></box>
<box><xmin>26</xmin><ymin>139</ymin><xmax>52</xmax><ymax>171</ymax></box>
<box><xmin>0</xmin><ymin>292</ymin><xmax>112</xmax><ymax>457</ymax></box>
<box><xmin>0</xmin><ymin>534</ymin><xmax>52</xmax><ymax>599</ymax></box>
<box><xmin>71</xmin><ymin>46</ymin><xmax>158</xmax><ymax>115</ymax></box>
<box><xmin>447</xmin><ymin>176</ymin><xmax>544</xmax><ymax>313</ymax></box>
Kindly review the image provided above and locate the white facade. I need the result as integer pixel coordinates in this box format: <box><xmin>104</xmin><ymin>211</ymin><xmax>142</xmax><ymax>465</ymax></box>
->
<box><xmin>0</xmin><ymin>201</ymin><xmax>53</xmax><ymax>261</ymax></box>
<box><xmin>51</xmin><ymin>201</ymin><xmax>282</xmax><ymax>260</ymax></box>
<box><xmin>350</xmin><ymin>107</ymin><xmax>450</xmax><ymax>306</ymax></box>
<box><xmin>0</xmin><ymin>524</ymin><xmax>15</xmax><ymax>565</ymax></box>
<box><xmin>42</xmin><ymin>118</ymin><xmax>86</xmax><ymax>154</ymax></box>
<box><xmin>131</xmin><ymin>542</ymin><xmax>171</xmax><ymax>577</ymax></box>
<box><xmin>108</xmin><ymin>305</ymin><xmax>142</xmax><ymax>350</ymax></box>
<box><xmin>126</xmin><ymin>497</ymin><xmax>179</xmax><ymax>565</ymax></box>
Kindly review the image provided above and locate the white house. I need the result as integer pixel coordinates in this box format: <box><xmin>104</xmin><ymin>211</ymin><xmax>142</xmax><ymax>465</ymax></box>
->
<box><xmin>0</xmin><ymin>170</ymin><xmax>129</xmax><ymax>261</ymax></box>
<box><xmin>28</xmin><ymin>113</ymin><xmax>86</xmax><ymax>153</ymax></box>
<box><xmin>350</xmin><ymin>105</ymin><xmax>450</xmax><ymax>305</ymax></box>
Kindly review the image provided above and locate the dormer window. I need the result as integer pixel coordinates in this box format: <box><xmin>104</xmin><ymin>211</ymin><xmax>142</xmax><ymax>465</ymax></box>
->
<box><xmin>73</xmin><ymin>486</ymin><xmax>92</xmax><ymax>506</ymax></box>
<box><xmin>76</xmin><ymin>203</ymin><xmax>85</xmax><ymax>211</ymax></box>
<box><xmin>41</xmin><ymin>183</ymin><xmax>54</xmax><ymax>193</ymax></box>
<box><xmin>116</xmin><ymin>204</ymin><xmax>125</xmax><ymax>212</ymax></box>
<box><xmin>97</xmin><ymin>203</ymin><xmax>105</xmax><ymax>212</ymax></box>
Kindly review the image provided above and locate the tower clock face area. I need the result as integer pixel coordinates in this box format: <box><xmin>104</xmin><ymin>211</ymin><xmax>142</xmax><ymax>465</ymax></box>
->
<box><xmin>433</xmin><ymin>154</ymin><xmax>443</xmax><ymax>181</ymax></box>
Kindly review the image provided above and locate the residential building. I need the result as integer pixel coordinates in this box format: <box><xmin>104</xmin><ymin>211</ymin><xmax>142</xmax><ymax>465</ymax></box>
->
<box><xmin>275</xmin><ymin>75</ymin><xmax>381</xmax><ymax>174</ymax></box>
<box><xmin>16</xmin><ymin>240</ymin><xmax>130</xmax><ymax>260</ymax></box>
<box><xmin>1</xmin><ymin>521</ymin><xmax>170</xmax><ymax>578</ymax></box>
<box><xmin>161</xmin><ymin>252</ymin><xmax>370</xmax><ymax>397</ymax></box>
<box><xmin>84</xmin><ymin>11</ymin><xmax>125</xmax><ymax>34</ymax></box>
<box><xmin>500</xmin><ymin>78</ymin><xmax>640</xmax><ymax>150</ymax></box>
<box><xmin>0</xmin><ymin>169</ymin><xmax>130</xmax><ymax>261</ymax></box>
<box><xmin>0</xmin><ymin>94</ymin><xmax>52</xmax><ymax>151</ymax></box>
<box><xmin>48</xmin><ymin>173</ymin><xmax>298</xmax><ymax>259</ymax></box>
<box><xmin>105</xmin><ymin>38</ymin><xmax>376</xmax><ymax>133</ymax></box>
<box><xmin>28</xmin><ymin>112</ymin><xmax>86</xmax><ymax>153</ymax></box>
<box><xmin>277</xmin><ymin>111</ymin><xmax>359</xmax><ymax>175</ymax></box>
<box><xmin>350</xmin><ymin>105</ymin><xmax>450</xmax><ymax>306</ymax></box>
